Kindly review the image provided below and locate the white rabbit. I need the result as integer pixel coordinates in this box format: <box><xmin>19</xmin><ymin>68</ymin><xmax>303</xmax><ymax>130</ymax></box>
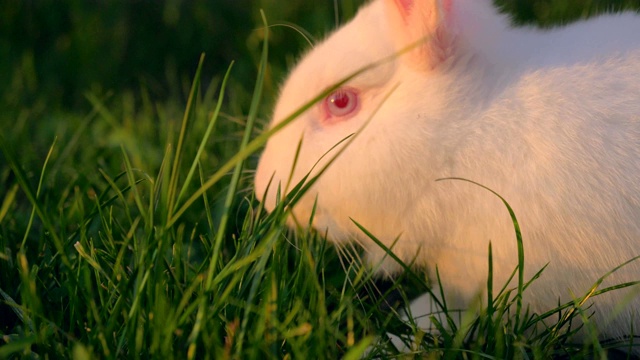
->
<box><xmin>254</xmin><ymin>0</ymin><xmax>640</xmax><ymax>351</ymax></box>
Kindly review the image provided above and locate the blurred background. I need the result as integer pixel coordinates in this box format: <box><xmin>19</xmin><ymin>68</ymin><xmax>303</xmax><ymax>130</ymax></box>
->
<box><xmin>2</xmin><ymin>0</ymin><xmax>640</xmax><ymax>115</ymax></box>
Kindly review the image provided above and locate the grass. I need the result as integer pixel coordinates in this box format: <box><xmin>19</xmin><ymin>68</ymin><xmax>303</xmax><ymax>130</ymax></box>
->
<box><xmin>1</xmin><ymin>5</ymin><xmax>640</xmax><ymax>360</ymax></box>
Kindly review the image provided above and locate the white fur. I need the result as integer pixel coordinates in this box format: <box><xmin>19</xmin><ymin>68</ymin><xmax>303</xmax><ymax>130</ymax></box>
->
<box><xmin>255</xmin><ymin>0</ymin><xmax>640</xmax><ymax>349</ymax></box>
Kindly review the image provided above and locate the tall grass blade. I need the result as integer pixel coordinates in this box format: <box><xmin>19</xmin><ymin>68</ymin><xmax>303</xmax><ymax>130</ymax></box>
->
<box><xmin>167</xmin><ymin>53</ymin><xmax>206</xmax><ymax>220</ymax></box>
<box><xmin>187</xmin><ymin>12</ymin><xmax>269</xmax><ymax>357</ymax></box>
<box><xmin>175</xmin><ymin>61</ymin><xmax>234</xmax><ymax>206</ymax></box>
<box><xmin>436</xmin><ymin>177</ymin><xmax>525</xmax><ymax>331</ymax></box>
<box><xmin>0</xmin><ymin>135</ymin><xmax>71</xmax><ymax>268</ymax></box>
<box><xmin>22</xmin><ymin>137</ymin><xmax>56</xmax><ymax>249</ymax></box>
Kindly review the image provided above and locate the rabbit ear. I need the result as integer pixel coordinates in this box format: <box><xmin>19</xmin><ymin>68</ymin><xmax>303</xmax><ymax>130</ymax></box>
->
<box><xmin>385</xmin><ymin>0</ymin><xmax>457</xmax><ymax>70</ymax></box>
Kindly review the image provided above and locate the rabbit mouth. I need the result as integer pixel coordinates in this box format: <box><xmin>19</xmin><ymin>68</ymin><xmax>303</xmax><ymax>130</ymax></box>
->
<box><xmin>284</xmin><ymin>199</ymin><xmax>347</xmax><ymax>242</ymax></box>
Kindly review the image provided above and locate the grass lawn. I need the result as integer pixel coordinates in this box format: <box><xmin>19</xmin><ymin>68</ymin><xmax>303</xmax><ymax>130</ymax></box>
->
<box><xmin>1</xmin><ymin>1</ymin><xmax>639</xmax><ymax>358</ymax></box>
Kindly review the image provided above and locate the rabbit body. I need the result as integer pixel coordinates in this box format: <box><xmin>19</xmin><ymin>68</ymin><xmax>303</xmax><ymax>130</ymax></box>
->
<box><xmin>255</xmin><ymin>0</ymin><xmax>640</xmax><ymax>345</ymax></box>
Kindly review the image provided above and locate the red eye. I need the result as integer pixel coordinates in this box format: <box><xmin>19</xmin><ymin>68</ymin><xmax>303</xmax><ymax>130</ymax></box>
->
<box><xmin>323</xmin><ymin>87</ymin><xmax>360</xmax><ymax>121</ymax></box>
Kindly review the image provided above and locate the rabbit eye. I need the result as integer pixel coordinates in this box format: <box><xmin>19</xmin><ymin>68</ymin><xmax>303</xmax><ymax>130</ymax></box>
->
<box><xmin>323</xmin><ymin>87</ymin><xmax>360</xmax><ymax>121</ymax></box>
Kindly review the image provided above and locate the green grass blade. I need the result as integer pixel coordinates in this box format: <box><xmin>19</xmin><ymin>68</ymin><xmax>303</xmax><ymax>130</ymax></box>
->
<box><xmin>0</xmin><ymin>135</ymin><xmax>71</xmax><ymax>268</ymax></box>
<box><xmin>186</xmin><ymin>14</ymin><xmax>270</xmax><ymax>357</ymax></box>
<box><xmin>175</xmin><ymin>61</ymin><xmax>234</xmax><ymax>206</ymax></box>
<box><xmin>268</xmin><ymin>22</ymin><xmax>315</xmax><ymax>47</ymax></box>
<box><xmin>120</xmin><ymin>145</ymin><xmax>149</xmax><ymax>222</ymax></box>
<box><xmin>198</xmin><ymin>161</ymin><xmax>215</xmax><ymax>236</ymax></box>
<box><xmin>0</xmin><ymin>183</ymin><xmax>18</xmax><ymax>223</ymax></box>
<box><xmin>0</xmin><ymin>334</ymin><xmax>38</xmax><ymax>358</ymax></box>
<box><xmin>167</xmin><ymin>53</ymin><xmax>206</xmax><ymax>220</ymax></box>
<box><xmin>207</xmin><ymin>12</ymin><xmax>267</xmax><ymax>290</ymax></box>
<box><xmin>436</xmin><ymin>177</ymin><xmax>525</xmax><ymax>331</ymax></box>
<box><xmin>22</xmin><ymin>136</ymin><xmax>57</xmax><ymax>249</ymax></box>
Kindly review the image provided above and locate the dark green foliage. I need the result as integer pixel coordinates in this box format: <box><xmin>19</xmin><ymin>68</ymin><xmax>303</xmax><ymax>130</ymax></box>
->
<box><xmin>0</xmin><ymin>0</ymin><xmax>364</xmax><ymax>112</ymax></box>
<box><xmin>3</xmin><ymin>0</ymin><xmax>639</xmax><ymax>112</ymax></box>
<box><xmin>498</xmin><ymin>0</ymin><xmax>640</xmax><ymax>25</ymax></box>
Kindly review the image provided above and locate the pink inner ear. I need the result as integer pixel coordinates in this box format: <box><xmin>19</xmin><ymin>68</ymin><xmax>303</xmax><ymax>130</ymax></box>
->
<box><xmin>442</xmin><ymin>0</ymin><xmax>453</xmax><ymax>23</ymax></box>
<box><xmin>394</xmin><ymin>0</ymin><xmax>414</xmax><ymax>18</ymax></box>
<box><xmin>395</xmin><ymin>0</ymin><xmax>454</xmax><ymax>21</ymax></box>
<box><xmin>443</xmin><ymin>0</ymin><xmax>452</xmax><ymax>12</ymax></box>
